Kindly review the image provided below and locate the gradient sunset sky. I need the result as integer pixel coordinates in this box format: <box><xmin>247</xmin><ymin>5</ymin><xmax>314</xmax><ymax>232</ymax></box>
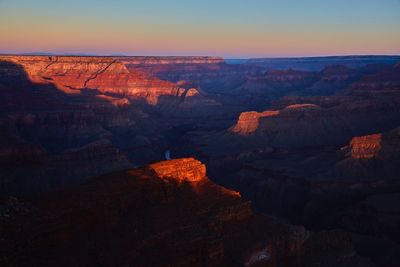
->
<box><xmin>0</xmin><ymin>0</ymin><xmax>399</xmax><ymax>58</ymax></box>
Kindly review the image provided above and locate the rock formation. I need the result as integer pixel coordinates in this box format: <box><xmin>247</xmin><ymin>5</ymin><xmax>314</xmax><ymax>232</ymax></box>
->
<box><xmin>348</xmin><ymin>133</ymin><xmax>383</xmax><ymax>159</ymax></box>
<box><xmin>228</xmin><ymin>95</ymin><xmax>400</xmax><ymax>147</ymax></box>
<box><xmin>0</xmin><ymin>158</ymin><xmax>371</xmax><ymax>267</ymax></box>
<box><xmin>1</xmin><ymin>55</ymin><xmax>399</xmax><ymax>266</ymax></box>
<box><xmin>149</xmin><ymin>158</ymin><xmax>207</xmax><ymax>182</ymax></box>
<box><xmin>0</xmin><ymin>56</ymin><xmax>209</xmax><ymax>105</ymax></box>
<box><xmin>0</xmin><ymin>56</ymin><xmax>221</xmax><ymax>196</ymax></box>
<box><xmin>230</xmin><ymin>110</ymin><xmax>280</xmax><ymax>135</ymax></box>
<box><xmin>335</xmin><ymin>127</ymin><xmax>400</xmax><ymax>179</ymax></box>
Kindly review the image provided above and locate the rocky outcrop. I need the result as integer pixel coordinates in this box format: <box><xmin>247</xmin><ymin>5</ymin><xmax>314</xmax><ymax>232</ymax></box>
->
<box><xmin>230</xmin><ymin>110</ymin><xmax>280</xmax><ymax>135</ymax></box>
<box><xmin>341</xmin><ymin>127</ymin><xmax>400</xmax><ymax>161</ymax></box>
<box><xmin>149</xmin><ymin>158</ymin><xmax>206</xmax><ymax>182</ymax></box>
<box><xmin>335</xmin><ymin>127</ymin><xmax>400</xmax><ymax>179</ymax></box>
<box><xmin>348</xmin><ymin>133</ymin><xmax>383</xmax><ymax>159</ymax></box>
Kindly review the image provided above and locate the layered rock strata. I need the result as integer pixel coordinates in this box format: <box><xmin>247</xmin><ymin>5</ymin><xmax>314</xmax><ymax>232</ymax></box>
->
<box><xmin>0</xmin><ymin>56</ymin><xmax>211</xmax><ymax>105</ymax></box>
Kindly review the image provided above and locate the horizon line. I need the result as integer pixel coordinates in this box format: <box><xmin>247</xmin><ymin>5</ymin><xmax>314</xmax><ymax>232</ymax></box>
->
<box><xmin>1</xmin><ymin>52</ymin><xmax>400</xmax><ymax>60</ymax></box>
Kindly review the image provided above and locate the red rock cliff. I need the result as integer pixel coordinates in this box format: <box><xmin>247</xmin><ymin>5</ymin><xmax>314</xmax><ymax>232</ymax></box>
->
<box><xmin>149</xmin><ymin>158</ymin><xmax>207</xmax><ymax>182</ymax></box>
<box><xmin>348</xmin><ymin>133</ymin><xmax>383</xmax><ymax>159</ymax></box>
<box><xmin>0</xmin><ymin>56</ymin><xmax>213</xmax><ymax>105</ymax></box>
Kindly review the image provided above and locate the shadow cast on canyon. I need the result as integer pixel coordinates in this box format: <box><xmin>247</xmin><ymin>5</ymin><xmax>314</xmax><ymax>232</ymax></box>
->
<box><xmin>0</xmin><ymin>60</ymin><xmax>134</xmax><ymax>196</ymax></box>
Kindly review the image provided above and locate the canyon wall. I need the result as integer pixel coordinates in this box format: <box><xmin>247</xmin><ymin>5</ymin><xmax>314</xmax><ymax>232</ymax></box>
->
<box><xmin>0</xmin><ymin>56</ymin><xmax>224</xmax><ymax>196</ymax></box>
<box><xmin>0</xmin><ymin>56</ymin><xmax>218</xmax><ymax>105</ymax></box>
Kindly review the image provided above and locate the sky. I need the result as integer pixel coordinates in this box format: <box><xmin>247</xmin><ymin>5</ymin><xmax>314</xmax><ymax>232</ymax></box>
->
<box><xmin>0</xmin><ymin>0</ymin><xmax>399</xmax><ymax>58</ymax></box>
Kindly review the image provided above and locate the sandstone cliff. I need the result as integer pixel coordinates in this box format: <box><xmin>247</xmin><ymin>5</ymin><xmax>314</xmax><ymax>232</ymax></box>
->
<box><xmin>347</xmin><ymin>133</ymin><xmax>383</xmax><ymax>159</ymax></box>
<box><xmin>336</xmin><ymin>127</ymin><xmax>400</xmax><ymax>179</ymax></box>
<box><xmin>149</xmin><ymin>158</ymin><xmax>207</xmax><ymax>182</ymax></box>
<box><xmin>0</xmin><ymin>56</ymin><xmax>210</xmax><ymax>105</ymax></box>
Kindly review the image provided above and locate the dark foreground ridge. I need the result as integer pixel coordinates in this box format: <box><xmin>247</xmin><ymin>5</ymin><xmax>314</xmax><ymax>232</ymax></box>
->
<box><xmin>0</xmin><ymin>158</ymin><xmax>373</xmax><ymax>267</ymax></box>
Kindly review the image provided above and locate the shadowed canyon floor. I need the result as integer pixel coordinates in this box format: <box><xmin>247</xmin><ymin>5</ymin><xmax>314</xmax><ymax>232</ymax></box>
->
<box><xmin>1</xmin><ymin>55</ymin><xmax>400</xmax><ymax>266</ymax></box>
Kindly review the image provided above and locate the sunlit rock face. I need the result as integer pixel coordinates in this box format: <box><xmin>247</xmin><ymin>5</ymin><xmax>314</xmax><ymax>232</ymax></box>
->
<box><xmin>149</xmin><ymin>158</ymin><xmax>206</xmax><ymax>182</ymax></box>
<box><xmin>284</xmin><ymin>103</ymin><xmax>320</xmax><ymax>110</ymax></box>
<box><xmin>230</xmin><ymin>110</ymin><xmax>280</xmax><ymax>135</ymax></box>
<box><xmin>0</xmin><ymin>55</ymin><xmax>209</xmax><ymax>105</ymax></box>
<box><xmin>341</xmin><ymin>127</ymin><xmax>400</xmax><ymax>161</ymax></box>
<box><xmin>230</xmin><ymin>104</ymin><xmax>321</xmax><ymax>137</ymax></box>
<box><xmin>349</xmin><ymin>133</ymin><xmax>383</xmax><ymax>159</ymax></box>
<box><xmin>330</xmin><ymin>127</ymin><xmax>400</xmax><ymax>182</ymax></box>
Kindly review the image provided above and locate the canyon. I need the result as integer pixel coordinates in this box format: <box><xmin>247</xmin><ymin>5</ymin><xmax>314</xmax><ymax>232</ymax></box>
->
<box><xmin>0</xmin><ymin>55</ymin><xmax>400</xmax><ymax>266</ymax></box>
<box><xmin>0</xmin><ymin>158</ymin><xmax>374</xmax><ymax>267</ymax></box>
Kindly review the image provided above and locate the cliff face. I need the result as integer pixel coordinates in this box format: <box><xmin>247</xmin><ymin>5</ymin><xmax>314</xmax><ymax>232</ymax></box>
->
<box><xmin>348</xmin><ymin>133</ymin><xmax>383</xmax><ymax>159</ymax></box>
<box><xmin>341</xmin><ymin>127</ymin><xmax>400</xmax><ymax>162</ymax></box>
<box><xmin>0</xmin><ymin>56</ymin><xmax>222</xmax><ymax>196</ymax></box>
<box><xmin>230</xmin><ymin>110</ymin><xmax>280</xmax><ymax>135</ymax></box>
<box><xmin>0</xmin><ymin>56</ymin><xmax>209</xmax><ymax>105</ymax></box>
<box><xmin>231</xmin><ymin>104</ymin><xmax>322</xmax><ymax>136</ymax></box>
<box><xmin>335</xmin><ymin>127</ymin><xmax>400</xmax><ymax>180</ymax></box>
<box><xmin>149</xmin><ymin>158</ymin><xmax>207</xmax><ymax>182</ymax></box>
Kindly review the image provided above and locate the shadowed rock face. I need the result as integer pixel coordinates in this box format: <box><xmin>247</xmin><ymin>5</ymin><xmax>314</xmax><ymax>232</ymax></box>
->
<box><xmin>0</xmin><ymin>158</ymin><xmax>373</xmax><ymax>267</ymax></box>
<box><xmin>228</xmin><ymin>94</ymin><xmax>400</xmax><ymax>147</ymax></box>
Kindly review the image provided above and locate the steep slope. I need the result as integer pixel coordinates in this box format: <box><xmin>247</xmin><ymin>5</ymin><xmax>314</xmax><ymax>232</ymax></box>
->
<box><xmin>0</xmin><ymin>158</ymin><xmax>372</xmax><ymax>267</ymax></box>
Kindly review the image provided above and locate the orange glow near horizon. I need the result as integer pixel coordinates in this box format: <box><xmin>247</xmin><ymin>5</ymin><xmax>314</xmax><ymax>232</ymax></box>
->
<box><xmin>0</xmin><ymin>0</ymin><xmax>399</xmax><ymax>58</ymax></box>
